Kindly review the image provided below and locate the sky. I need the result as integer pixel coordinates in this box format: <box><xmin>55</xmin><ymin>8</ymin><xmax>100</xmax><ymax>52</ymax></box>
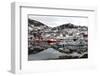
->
<box><xmin>28</xmin><ymin>15</ymin><xmax>88</xmax><ymax>27</ymax></box>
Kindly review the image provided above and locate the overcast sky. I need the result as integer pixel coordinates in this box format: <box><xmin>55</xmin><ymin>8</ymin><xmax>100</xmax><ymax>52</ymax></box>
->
<box><xmin>29</xmin><ymin>15</ymin><xmax>88</xmax><ymax>27</ymax></box>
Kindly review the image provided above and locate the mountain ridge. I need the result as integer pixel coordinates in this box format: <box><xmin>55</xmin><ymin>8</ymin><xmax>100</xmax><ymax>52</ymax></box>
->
<box><xmin>28</xmin><ymin>18</ymin><xmax>88</xmax><ymax>30</ymax></box>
